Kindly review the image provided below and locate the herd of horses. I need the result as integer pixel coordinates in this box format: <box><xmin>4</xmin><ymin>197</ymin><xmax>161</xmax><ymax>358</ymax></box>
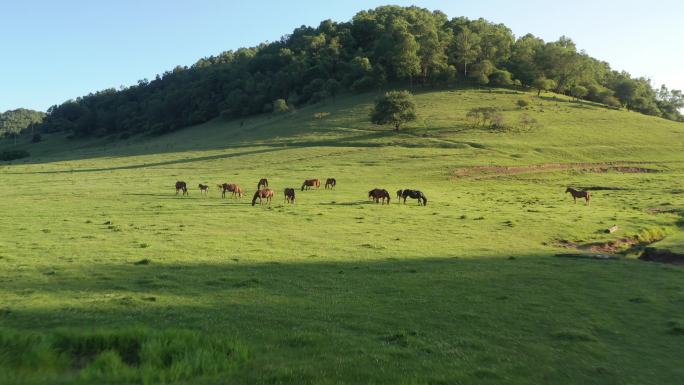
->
<box><xmin>176</xmin><ymin>181</ymin><xmax>590</xmax><ymax>207</ymax></box>
<box><xmin>174</xmin><ymin>179</ymin><xmax>429</xmax><ymax>206</ymax></box>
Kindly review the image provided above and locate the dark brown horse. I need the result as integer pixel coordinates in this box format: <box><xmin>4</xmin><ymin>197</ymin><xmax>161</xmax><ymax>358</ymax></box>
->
<box><xmin>401</xmin><ymin>189</ymin><xmax>427</xmax><ymax>206</ymax></box>
<box><xmin>257</xmin><ymin>178</ymin><xmax>269</xmax><ymax>190</ymax></box>
<box><xmin>301</xmin><ymin>179</ymin><xmax>321</xmax><ymax>191</ymax></box>
<box><xmin>284</xmin><ymin>188</ymin><xmax>296</xmax><ymax>204</ymax></box>
<box><xmin>396</xmin><ymin>189</ymin><xmax>403</xmax><ymax>201</ymax></box>
<box><xmin>325</xmin><ymin>178</ymin><xmax>336</xmax><ymax>189</ymax></box>
<box><xmin>368</xmin><ymin>188</ymin><xmax>391</xmax><ymax>204</ymax></box>
<box><xmin>566</xmin><ymin>187</ymin><xmax>591</xmax><ymax>205</ymax></box>
<box><xmin>198</xmin><ymin>184</ymin><xmax>209</xmax><ymax>195</ymax></box>
<box><xmin>175</xmin><ymin>181</ymin><xmax>188</xmax><ymax>196</ymax></box>
<box><xmin>252</xmin><ymin>188</ymin><xmax>274</xmax><ymax>206</ymax></box>
<box><xmin>219</xmin><ymin>183</ymin><xmax>243</xmax><ymax>199</ymax></box>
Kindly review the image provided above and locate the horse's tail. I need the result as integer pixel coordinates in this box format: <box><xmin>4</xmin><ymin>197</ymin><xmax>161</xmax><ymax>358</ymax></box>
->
<box><xmin>316</xmin><ymin>179</ymin><xmax>320</xmax><ymax>188</ymax></box>
<box><xmin>251</xmin><ymin>191</ymin><xmax>259</xmax><ymax>206</ymax></box>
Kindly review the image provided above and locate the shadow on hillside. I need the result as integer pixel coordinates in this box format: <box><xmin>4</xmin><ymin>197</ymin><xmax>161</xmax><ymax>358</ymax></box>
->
<box><xmin>1</xmin><ymin>128</ymin><xmax>479</xmax><ymax>174</ymax></box>
<box><xmin>0</xmin><ymin>253</ymin><xmax>662</xmax><ymax>333</ymax></box>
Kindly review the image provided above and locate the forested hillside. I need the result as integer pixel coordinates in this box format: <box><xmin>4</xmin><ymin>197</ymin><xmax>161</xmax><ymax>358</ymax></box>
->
<box><xmin>0</xmin><ymin>108</ymin><xmax>45</xmax><ymax>137</ymax></box>
<box><xmin>36</xmin><ymin>5</ymin><xmax>683</xmax><ymax>138</ymax></box>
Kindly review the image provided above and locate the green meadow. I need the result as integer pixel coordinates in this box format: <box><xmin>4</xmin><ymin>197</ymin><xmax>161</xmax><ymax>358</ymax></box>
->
<box><xmin>1</xmin><ymin>88</ymin><xmax>683</xmax><ymax>384</ymax></box>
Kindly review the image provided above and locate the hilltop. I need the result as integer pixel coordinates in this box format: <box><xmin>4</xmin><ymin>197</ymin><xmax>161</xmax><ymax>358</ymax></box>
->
<box><xmin>21</xmin><ymin>4</ymin><xmax>682</xmax><ymax>145</ymax></box>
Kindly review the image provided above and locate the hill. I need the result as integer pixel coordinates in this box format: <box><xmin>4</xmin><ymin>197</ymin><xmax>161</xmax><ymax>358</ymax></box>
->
<box><xmin>1</xmin><ymin>88</ymin><xmax>683</xmax><ymax>384</ymax></box>
<box><xmin>31</xmin><ymin>5</ymin><xmax>683</xmax><ymax>142</ymax></box>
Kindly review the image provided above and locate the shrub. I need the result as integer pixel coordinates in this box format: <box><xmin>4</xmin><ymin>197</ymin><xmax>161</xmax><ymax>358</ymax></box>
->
<box><xmin>516</xmin><ymin>99</ymin><xmax>529</xmax><ymax>109</ymax></box>
<box><xmin>489</xmin><ymin>70</ymin><xmax>514</xmax><ymax>86</ymax></box>
<box><xmin>31</xmin><ymin>133</ymin><xmax>42</xmax><ymax>143</ymax></box>
<box><xmin>0</xmin><ymin>150</ymin><xmax>29</xmax><ymax>161</ymax></box>
<box><xmin>602</xmin><ymin>95</ymin><xmax>621</xmax><ymax>108</ymax></box>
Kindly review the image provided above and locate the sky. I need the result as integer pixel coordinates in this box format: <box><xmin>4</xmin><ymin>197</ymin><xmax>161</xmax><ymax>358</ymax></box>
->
<box><xmin>1</xmin><ymin>0</ymin><xmax>683</xmax><ymax>112</ymax></box>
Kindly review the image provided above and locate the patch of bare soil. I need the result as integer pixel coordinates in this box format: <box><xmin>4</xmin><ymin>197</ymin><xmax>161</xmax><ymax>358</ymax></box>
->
<box><xmin>553</xmin><ymin>237</ymin><xmax>641</xmax><ymax>254</ymax></box>
<box><xmin>452</xmin><ymin>162</ymin><xmax>661</xmax><ymax>179</ymax></box>
<box><xmin>639</xmin><ymin>247</ymin><xmax>684</xmax><ymax>265</ymax></box>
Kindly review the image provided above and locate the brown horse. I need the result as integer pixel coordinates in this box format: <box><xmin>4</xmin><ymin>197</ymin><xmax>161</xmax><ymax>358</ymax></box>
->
<box><xmin>396</xmin><ymin>189</ymin><xmax>403</xmax><ymax>201</ymax></box>
<box><xmin>219</xmin><ymin>183</ymin><xmax>243</xmax><ymax>198</ymax></box>
<box><xmin>368</xmin><ymin>188</ymin><xmax>391</xmax><ymax>205</ymax></box>
<box><xmin>198</xmin><ymin>184</ymin><xmax>209</xmax><ymax>195</ymax></box>
<box><xmin>175</xmin><ymin>181</ymin><xmax>188</xmax><ymax>196</ymax></box>
<box><xmin>325</xmin><ymin>178</ymin><xmax>336</xmax><ymax>189</ymax></box>
<box><xmin>566</xmin><ymin>187</ymin><xmax>591</xmax><ymax>205</ymax></box>
<box><xmin>257</xmin><ymin>178</ymin><xmax>269</xmax><ymax>190</ymax></box>
<box><xmin>284</xmin><ymin>188</ymin><xmax>296</xmax><ymax>204</ymax></box>
<box><xmin>252</xmin><ymin>188</ymin><xmax>274</xmax><ymax>206</ymax></box>
<box><xmin>301</xmin><ymin>179</ymin><xmax>321</xmax><ymax>191</ymax></box>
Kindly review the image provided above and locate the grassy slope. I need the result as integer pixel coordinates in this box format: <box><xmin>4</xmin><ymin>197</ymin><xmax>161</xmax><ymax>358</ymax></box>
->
<box><xmin>1</xmin><ymin>88</ymin><xmax>683</xmax><ymax>385</ymax></box>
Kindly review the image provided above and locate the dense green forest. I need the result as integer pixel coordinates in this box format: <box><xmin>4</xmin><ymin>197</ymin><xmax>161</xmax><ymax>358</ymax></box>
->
<box><xmin>35</xmin><ymin>5</ymin><xmax>683</xmax><ymax>138</ymax></box>
<box><xmin>0</xmin><ymin>108</ymin><xmax>45</xmax><ymax>137</ymax></box>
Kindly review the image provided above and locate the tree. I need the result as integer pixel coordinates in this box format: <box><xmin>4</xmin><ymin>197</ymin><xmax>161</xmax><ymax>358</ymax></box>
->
<box><xmin>370</xmin><ymin>90</ymin><xmax>417</xmax><ymax>131</ymax></box>
<box><xmin>489</xmin><ymin>69</ymin><xmax>514</xmax><ymax>86</ymax></box>
<box><xmin>533</xmin><ymin>77</ymin><xmax>556</xmax><ymax>96</ymax></box>
<box><xmin>570</xmin><ymin>85</ymin><xmax>588</xmax><ymax>101</ymax></box>
<box><xmin>452</xmin><ymin>27</ymin><xmax>480</xmax><ymax>77</ymax></box>
<box><xmin>470</xmin><ymin>60</ymin><xmax>494</xmax><ymax>84</ymax></box>
<box><xmin>273</xmin><ymin>99</ymin><xmax>289</xmax><ymax>113</ymax></box>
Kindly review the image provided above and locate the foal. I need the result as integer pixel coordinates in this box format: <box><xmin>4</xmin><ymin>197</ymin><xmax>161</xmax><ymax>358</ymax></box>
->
<box><xmin>284</xmin><ymin>188</ymin><xmax>296</xmax><ymax>204</ymax></box>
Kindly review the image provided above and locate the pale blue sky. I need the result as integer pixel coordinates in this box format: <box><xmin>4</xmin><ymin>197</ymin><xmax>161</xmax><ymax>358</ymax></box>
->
<box><xmin>1</xmin><ymin>0</ymin><xmax>682</xmax><ymax>112</ymax></box>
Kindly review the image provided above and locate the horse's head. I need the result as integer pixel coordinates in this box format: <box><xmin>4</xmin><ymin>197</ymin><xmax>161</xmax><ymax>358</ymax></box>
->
<box><xmin>565</xmin><ymin>187</ymin><xmax>572</xmax><ymax>194</ymax></box>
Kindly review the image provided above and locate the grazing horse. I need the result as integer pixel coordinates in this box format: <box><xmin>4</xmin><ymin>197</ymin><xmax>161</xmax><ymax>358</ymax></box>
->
<box><xmin>219</xmin><ymin>183</ymin><xmax>243</xmax><ymax>199</ymax></box>
<box><xmin>198</xmin><ymin>184</ymin><xmax>209</xmax><ymax>195</ymax></box>
<box><xmin>325</xmin><ymin>178</ymin><xmax>337</xmax><ymax>189</ymax></box>
<box><xmin>257</xmin><ymin>178</ymin><xmax>269</xmax><ymax>190</ymax></box>
<box><xmin>301</xmin><ymin>179</ymin><xmax>321</xmax><ymax>191</ymax></box>
<box><xmin>396</xmin><ymin>189</ymin><xmax>403</xmax><ymax>201</ymax></box>
<box><xmin>284</xmin><ymin>188</ymin><xmax>296</xmax><ymax>204</ymax></box>
<box><xmin>401</xmin><ymin>189</ymin><xmax>428</xmax><ymax>206</ymax></box>
<box><xmin>252</xmin><ymin>188</ymin><xmax>274</xmax><ymax>206</ymax></box>
<box><xmin>368</xmin><ymin>188</ymin><xmax>391</xmax><ymax>205</ymax></box>
<box><xmin>175</xmin><ymin>181</ymin><xmax>188</xmax><ymax>196</ymax></box>
<box><xmin>566</xmin><ymin>187</ymin><xmax>591</xmax><ymax>205</ymax></box>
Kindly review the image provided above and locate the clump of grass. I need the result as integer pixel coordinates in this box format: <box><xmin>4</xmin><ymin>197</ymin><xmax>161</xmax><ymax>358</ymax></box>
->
<box><xmin>666</xmin><ymin>320</ymin><xmax>684</xmax><ymax>335</ymax></box>
<box><xmin>133</xmin><ymin>259</ymin><xmax>151</xmax><ymax>266</ymax></box>
<box><xmin>0</xmin><ymin>328</ymin><xmax>248</xmax><ymax>384</ymax></box>
<box><xmin>551</xmin><ymin>329</ymin><xmax>597</xmax><ymax>342</ymax></box>
<box><xmin>232</xmin><ymin>278</ymin><xmax>260</xmax><ymax>288</ymax></box>
<box><xmin>635</xmin><ymin>227</ymin><xmax>669</xmax><ymax>244</ymax></box>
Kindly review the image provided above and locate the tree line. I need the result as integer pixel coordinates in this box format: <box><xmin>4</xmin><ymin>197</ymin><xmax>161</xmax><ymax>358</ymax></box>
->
<box><xmin>34</xmin><ymin>5</ymin><xmax>683</xmax><ymax>138</ymax></box>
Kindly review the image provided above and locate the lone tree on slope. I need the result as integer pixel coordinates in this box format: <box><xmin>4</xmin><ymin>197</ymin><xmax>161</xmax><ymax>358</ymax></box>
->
<box><xmin>370</xmin><ymin>90</ymin><xmax>417</xmax><ymax>131</ymax></box>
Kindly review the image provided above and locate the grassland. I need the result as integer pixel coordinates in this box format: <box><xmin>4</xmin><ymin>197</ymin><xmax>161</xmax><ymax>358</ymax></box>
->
<box><xmin>1</xmin><ymin>88</ymin><xmax>683</xmax><ymax>384</ymax></box>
